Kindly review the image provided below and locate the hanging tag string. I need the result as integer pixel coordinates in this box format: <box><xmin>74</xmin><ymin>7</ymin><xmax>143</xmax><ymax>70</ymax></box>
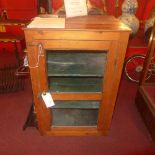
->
<box><xmin>28</xmin><ymin>43</ymin><xmax>44</xmax><ymax>69</ymax></box>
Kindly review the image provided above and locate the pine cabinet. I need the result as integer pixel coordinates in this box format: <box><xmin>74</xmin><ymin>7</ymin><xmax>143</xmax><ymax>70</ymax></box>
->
<box><xmin>24</xmin><ymin>15</ymin><xmax>130</xmax><ymax>136</ymax></box>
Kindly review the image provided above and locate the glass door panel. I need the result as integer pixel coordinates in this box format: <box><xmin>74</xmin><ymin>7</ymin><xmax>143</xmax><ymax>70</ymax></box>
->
<box><xmin>46</xmin><ymin>50</ymin><xmax>107</xmax><ymax>93</ymax></box>
<box><xmin>48</xmin><ymin>77</ymin><xmax>103</xmax><ymax>92</ymax></box>
<box><xmin>51</xmin><ymin>101</ymin><xmax>100</xmax><ymax>126</ymax></box>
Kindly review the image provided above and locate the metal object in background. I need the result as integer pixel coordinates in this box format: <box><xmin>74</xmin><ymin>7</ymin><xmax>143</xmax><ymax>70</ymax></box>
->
<box><xmin>124</xmin><ymin>54</ymin><xmax>155</xmax><ymax>83</ymax></box>
<box><xmin>144</xmin><ymin>16</ymin><xmax>155</xmax><ymax>40</ymax></box>
<box><xmin>0</xmin><ymin>64</ymin><xmax>25</xmax><ymax>93</ymax></box>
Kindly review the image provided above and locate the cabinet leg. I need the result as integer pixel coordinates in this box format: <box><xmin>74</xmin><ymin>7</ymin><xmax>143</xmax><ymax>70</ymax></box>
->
<box><xmin>23</xmin><ymin>103</ymin><xmax>38</xmax><ymax>130</ymax></box>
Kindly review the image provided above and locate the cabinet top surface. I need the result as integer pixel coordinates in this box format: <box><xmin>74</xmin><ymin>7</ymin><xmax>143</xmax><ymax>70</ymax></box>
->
<box><xmin>25</xmin><ymin>15</ymin><xmax>131</xmax><ymax>32</ymax></box>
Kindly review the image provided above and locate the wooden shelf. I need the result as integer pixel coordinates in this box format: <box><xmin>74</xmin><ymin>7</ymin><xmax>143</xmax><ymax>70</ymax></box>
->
<box><xmin>53</xmin><ymin>101</ymin><xmax>100</xmax><ymax>109</ymax></box>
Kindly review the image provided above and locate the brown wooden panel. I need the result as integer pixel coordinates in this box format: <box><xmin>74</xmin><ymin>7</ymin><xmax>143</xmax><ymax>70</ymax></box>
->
<box><xmin>42</xmin><ymin>40</ymin><xmax>110</xmax><ymax>51</ymax></box>
<box><xmin>52</xmin><ymin>93</ymin><xmax>102</xmax><ymax>100</ymax></box>
<box><xmin>45</xmin><ymin>127</ymin><xmax>104</xmax><ymax>136</ymax></box>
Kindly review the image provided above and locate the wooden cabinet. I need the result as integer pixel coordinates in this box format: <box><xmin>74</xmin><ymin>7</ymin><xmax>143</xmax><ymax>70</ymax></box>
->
<box><xmin>24</xmin><ymin>15</ymin><xmax>130</xmax><ymax>136</ymax></box>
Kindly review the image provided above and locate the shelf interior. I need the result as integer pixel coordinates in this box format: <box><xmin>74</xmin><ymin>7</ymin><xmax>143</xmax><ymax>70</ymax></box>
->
<box><xmin>51</xmin><ymin>100</ymin><xmax>99</xmax><ymax>126</ymax></box>
<box><xmin>46</xmin><ymin>50</ymin><xmax>107</xmax><ymax>93</ymax></box>
<box><xmin>46</xmin><ymin>50</ymin><xmax>107</xmax><ymax>77</ymax></box>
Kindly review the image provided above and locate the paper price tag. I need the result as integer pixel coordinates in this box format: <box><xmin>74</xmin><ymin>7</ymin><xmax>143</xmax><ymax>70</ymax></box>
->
<box><xmin>41</xmin><ymin>92</ymin><xmax>55</xmax><ymax>108</ymax></box>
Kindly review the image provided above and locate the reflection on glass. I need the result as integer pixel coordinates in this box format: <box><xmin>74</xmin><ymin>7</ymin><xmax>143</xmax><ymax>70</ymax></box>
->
<box><xmin>46</xmin><ymin>50</ymin><xmax>107</xmax><ymax>93</ymax></box>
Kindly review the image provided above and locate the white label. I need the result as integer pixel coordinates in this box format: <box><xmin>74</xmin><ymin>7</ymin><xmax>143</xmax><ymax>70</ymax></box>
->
<box><xmin>64</xmin><ymin>0</ymin><xmax>88</xmax><ymax>18</ymax></box>
<box><xmin>41</xmin><ymin>92</ymin><xmax>55</xmax><ymax>108</ymax></box>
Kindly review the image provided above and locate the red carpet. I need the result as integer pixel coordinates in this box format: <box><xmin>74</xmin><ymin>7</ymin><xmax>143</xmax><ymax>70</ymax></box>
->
<box><xmin>0</xmin><ymin>52</ymin><xmax>155</xmax><ymax>155</ymax></box>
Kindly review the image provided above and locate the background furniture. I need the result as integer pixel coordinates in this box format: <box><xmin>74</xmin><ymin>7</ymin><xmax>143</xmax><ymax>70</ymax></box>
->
<box><xmin>0</xmin><ymin>16</ymin><xmax>29</xmax><ymax>64</ymax></box>
<box><xmin>135</xmin><ymin>22</ymin><xmax>155</xmax><ymax>142</ymax></box>
<box><xmin>0</xmin><ymin>14</ymin><xmax>29</xmax><ymax>93</ymax></box>
<box><xmin>0</xmin><ymin>34</ymin><xmax>23</xmax><ymax>65</ymax></box>
<box><xmin>1</xmin><ymin>0</ymin><xmax>155</xmax><ymax>58</ymax></box>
